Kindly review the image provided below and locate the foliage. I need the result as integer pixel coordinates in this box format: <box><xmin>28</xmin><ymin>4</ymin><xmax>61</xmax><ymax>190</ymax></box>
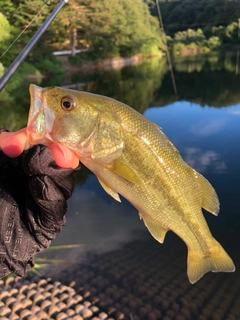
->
<box><xmin>0</xmin><ymin>63</ymin><xmax>4</xmax><ymax>77</ymax></box>
<box><xmin>174</xmin><ymin>28</ymin><xmax>205</xmax><ymax>45</ymax></box>
<box><xmin>0</xmin><ymin>13</ymin><xmax>11</xmax><ymax>42</ymax></box>
<box><xmin>150</xmin><ymin>0</ymin><xmax>240</xmax><ymax>36</ymax></box>
<box><xmin>53</xmin><ymin>0</ymin><xmax>165</xmax><ymax>58</ymax></box>
<box><xmin>1</xmin><ymin>0</ymin><xmax>240</xmax><ymax>74</ymax></box>
<box><xmin>172</xmin><ymin>43</ymin><xmax>186</xmax><ymax>56</ymax></box>
<box><xmin>170</xmin><ymin>28</ymin><xmax>221</xmax><ymax>56</ymax></box>
<box><xmin>212</xmin><ymin>22</ymin><xmax>239</xmax><ymax>44</ymax></box>
<box><xmin>148</xmin><ymin>0</ymin><xmax>240</xmax><ymax>56</ymax></box>
<box><xmin>0</xmin><ymin>0</ymin><xmax>165</xmax><ymax>75</ymax></box>
<box><xmin>207</xmin><ymin>36</ymin><xmax>221</xmax><ymax>50</ymax></box>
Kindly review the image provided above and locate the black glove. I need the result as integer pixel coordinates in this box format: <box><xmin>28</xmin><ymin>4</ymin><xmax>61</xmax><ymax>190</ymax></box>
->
<box><xmin>0</xmin><ymin>129</ymin><xmax>79</xmax><ymax>278</ymax></box>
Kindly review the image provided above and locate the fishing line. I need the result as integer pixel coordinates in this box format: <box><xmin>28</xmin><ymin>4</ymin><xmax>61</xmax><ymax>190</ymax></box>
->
<box><xmin>156</xmin><ymin>0</ymin><xmax>177</xmax><ymax>95</ymax></box>
<box><xmin>0</xmin><ymin>3</ymin><xmax>47</xmax><ymax>60</ymax></box>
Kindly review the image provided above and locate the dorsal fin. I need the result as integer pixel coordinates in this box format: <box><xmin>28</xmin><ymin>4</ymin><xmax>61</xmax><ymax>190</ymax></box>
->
<box><xmin>193</xmin><ymin>170</ymin><xmax>219</xmax><ymax>216</ymax></box>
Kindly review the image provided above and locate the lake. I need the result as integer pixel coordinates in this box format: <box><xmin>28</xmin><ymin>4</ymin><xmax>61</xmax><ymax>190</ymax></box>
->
<box><xmin>1</xmin><ymin>51</ymin><xmax>240</xmax><ymax>320</ymax></box>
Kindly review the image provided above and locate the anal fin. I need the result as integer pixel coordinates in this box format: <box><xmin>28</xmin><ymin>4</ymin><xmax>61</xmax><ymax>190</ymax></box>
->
<box><xmin>141</xmin><ymin>214</ymin><xmax>168</xmax><ymax>244</ymax></box>
<box><xmin>97</xmin><ymin>178</ymin><xmax>121</xmax><ymax>202</ymax></box>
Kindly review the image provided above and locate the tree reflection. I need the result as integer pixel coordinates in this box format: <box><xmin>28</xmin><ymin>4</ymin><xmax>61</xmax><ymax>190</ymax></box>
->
<box><xmin>71</xmin><ymin>57</ymin><xmax>168</xmax><ymax>114</ymax></box>
<box><xmin>1</xmin><ymin>51</ymin><xmax>240</xmax><ymax>133</ymax></box>
<box><xmin>155</xmin><ymin>52</ymin><xmax>240</xmax><ymax>107</ymax></box>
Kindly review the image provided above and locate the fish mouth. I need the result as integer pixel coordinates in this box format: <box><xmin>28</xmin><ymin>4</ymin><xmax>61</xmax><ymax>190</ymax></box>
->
<box><xmin>27</xmin><ymin>84</ymin><xmax>54</xmax><ymax>146</ymax></box>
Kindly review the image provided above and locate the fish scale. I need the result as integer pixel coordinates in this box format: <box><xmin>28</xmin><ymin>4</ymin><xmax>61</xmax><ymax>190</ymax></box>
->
<box><xmin>27</xmin><ymin>84</ymin><xmax>235</xmax><ymax>284</ymax></box>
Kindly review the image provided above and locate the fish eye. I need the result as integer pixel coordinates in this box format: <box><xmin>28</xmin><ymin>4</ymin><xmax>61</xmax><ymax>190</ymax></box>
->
<box><xmin>61</xmin><ymin>97</ymin><xmax>76</xmax><ymax>111</ymax></box>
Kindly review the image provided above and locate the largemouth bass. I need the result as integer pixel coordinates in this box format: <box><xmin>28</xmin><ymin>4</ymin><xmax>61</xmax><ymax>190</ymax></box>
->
<box><xmin>27</xmin><ymin>84</ymin><xmax>235</xmax><ymax>283</ymax></box>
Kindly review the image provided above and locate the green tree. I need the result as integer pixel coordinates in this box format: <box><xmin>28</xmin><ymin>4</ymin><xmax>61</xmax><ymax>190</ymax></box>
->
<box><xmin>0</xmin><ymin>13</ymin><xmax>11</xmax><ymax>42</ymax></box>
<box><xmin>0</xmin><ymin>0</ymin><xmax>17</xmax><ymax>24</ymax></box>
<box><xmin>150</xmin><ymin>0</ymin><xmax>240</xmax><ymax>36</ymax></box>
<box><xmin>1</xmin><ymin>0</ymin><xmax>165</xmax><ymax>74</ymax></box>
<box><xmin>207</xmin><ymin>36</ymin><xmax>221</xmax><ymax>50</ymax></box>
<box><xmin>53</xmin><ymin>0</ymin><xmax>164</xmax><ymax>58</ymax></box>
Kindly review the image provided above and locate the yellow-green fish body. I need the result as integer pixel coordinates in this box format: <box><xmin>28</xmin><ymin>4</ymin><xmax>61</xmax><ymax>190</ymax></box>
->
<box><xmin>27</xmin><ymin>84</ymin><xmax>235</xmax><ymax>283</ymax></box>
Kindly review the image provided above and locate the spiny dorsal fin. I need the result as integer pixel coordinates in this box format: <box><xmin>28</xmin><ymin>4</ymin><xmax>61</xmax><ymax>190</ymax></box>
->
<box><xmin>193</xmin><ymin>170</ymin><xmax>220</xmax><ymax>216</ymax></box>
<box><xmin>97</xmin><ymin>178</ymin><xmax>121</xmax><ymax>202</ymax></box>
<box><xmin>141</xmin><ymin>214</ymin><xmax>168</xmax><ymax>244</ymax></box>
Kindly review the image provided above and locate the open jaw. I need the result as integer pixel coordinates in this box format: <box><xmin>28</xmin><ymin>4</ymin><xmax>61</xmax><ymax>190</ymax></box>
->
<box><xmin>27</xmin><ymin>84</ymin><xmax>55</xmax><ymax>146</ymax></box>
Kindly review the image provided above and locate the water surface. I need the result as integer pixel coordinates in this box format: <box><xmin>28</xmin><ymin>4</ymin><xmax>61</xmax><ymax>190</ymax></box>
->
<box><xmin>1</xmin><ymin>52</ymin><xmax>240</xmax><ymax>319</ymax></box>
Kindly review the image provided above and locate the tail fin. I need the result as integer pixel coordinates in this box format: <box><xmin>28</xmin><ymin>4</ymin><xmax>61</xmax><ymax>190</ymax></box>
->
<box><xmin>187</xmin><ymin>239</ymin><xmax>235</xmax><ymax>284</ymax></box>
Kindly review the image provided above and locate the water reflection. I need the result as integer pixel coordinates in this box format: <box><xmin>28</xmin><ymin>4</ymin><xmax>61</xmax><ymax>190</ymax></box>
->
<box><xmin>70</xmin><ymin>57</ymin><xmax>168</xmax><ymax>114</ymax></box>
<box><xmin>174</xmin><ymin>51</ymin><xmax>238</xmax><ymax>73</ymax></box>
<box><xmin>1</xmin><ymin>52</ymin><xmax>240</xmax><ymax>319</ymax></box>
<box><xmin>183</xmin><ymin>148</ymin><xmax>226</xmax><ymax>174</ymax></box>
<box><xmin>61</xmin><ymin>185</ymin><xmax>146</xmax><ymax>253</ymax></box>
<box><xmin>228</xmin><ymin>108</ymin><xmax>240</xmax><ymax>115</ymax></box>
<box><xmin>39</xmin><ymin>99</ymin><xmax>240</xmax><ymax>319</ymax></box>
<box><xmin>2</xmin><ymin>51</ymin><xmax>240</xmax><ymax>131</ymax></box>
<box><xmin>189</xmin><ymin>118</ymin><xmax>228</xmax><ymax>137</ymax></box>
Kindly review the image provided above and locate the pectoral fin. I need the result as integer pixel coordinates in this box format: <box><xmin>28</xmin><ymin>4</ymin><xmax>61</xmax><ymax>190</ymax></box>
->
<box><xmin>193</xmin><ymin>170</ymin><xmax>220</xmax><ymax>216</ymax></box>
<box><xmin>109</xmin><ymin>161</ymin><xmax>141</xmax><ymax>186</ymax></box>
<box><xmin>141</xmin><ymin>214</ymin><xmax>168</xmax><ymax>244</ymax></box>
<box><xmin>97</xmin><ymin>178</ymin><xmax>121</xmax><ymax>202</ymax></box>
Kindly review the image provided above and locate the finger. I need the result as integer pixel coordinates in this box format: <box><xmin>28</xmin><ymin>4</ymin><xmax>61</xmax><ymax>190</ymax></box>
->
<box><xmin>49</xmin><ymin>143</ymin><xmax>80</xmax><ymax>169</ymax></box>
<box><xmin>0</xmin><ymin>128</ymin><xmax>28</xmax><ymax>158</ymax></box>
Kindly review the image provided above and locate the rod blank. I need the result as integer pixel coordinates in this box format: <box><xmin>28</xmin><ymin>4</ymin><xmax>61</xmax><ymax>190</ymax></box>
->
<box><xmin>0</xmin><ymin>0</ymin><xmax>68</xmax><ymax>92</ymax></box>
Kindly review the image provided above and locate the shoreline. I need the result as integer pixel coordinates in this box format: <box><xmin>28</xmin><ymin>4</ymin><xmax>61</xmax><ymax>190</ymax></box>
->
<box><xmin>56</xmin><ymin>53</ymin><xmax>162</xmax><ymax>74</ymax></box>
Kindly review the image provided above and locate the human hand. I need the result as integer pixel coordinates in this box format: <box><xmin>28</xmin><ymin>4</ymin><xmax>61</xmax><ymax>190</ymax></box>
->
<box><xmin>0</xmin><ymin>128</ymin><xmax>79</xmax><ymax>169</ymax></box>
<box><xmin>0</xmin><ymin>128</ymin><xmax>80</xmax><ymax>278</ymax></box>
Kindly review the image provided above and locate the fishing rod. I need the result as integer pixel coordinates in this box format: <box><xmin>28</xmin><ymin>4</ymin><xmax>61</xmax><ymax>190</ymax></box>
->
<box><xmin>155</xmin><ymin>0</ymin><xmax>177</xmax><ymax>95</ymax></box>
<box><xmin>0</xmin><ymin>0</ymin><xmax>68</xmax><ymax>92</ymax></box>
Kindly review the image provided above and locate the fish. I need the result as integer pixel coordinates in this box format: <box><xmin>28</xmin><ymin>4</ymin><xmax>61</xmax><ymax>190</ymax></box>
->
<box><xmin>26</xmin><ymin>84</ymin><xmax>235</xmax><ymax>284</ymax></box>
